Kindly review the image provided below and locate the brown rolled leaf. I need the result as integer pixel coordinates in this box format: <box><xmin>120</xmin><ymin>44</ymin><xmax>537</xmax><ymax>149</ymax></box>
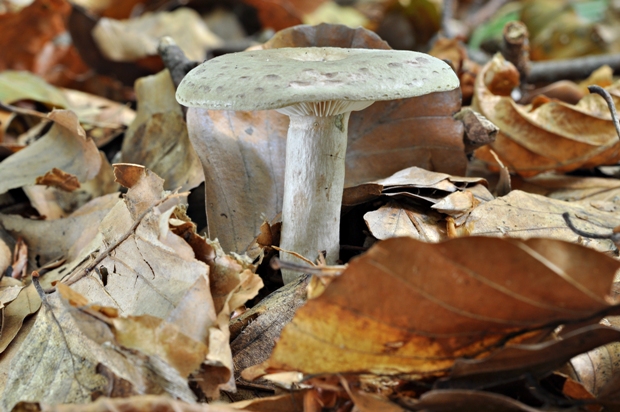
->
<box><xmin>473</xmin><ymin>54</ymin><xmax>620</xmax><ymax>176</ymax></box>
<box><xmin>35</xmin><ymin>168</ymin><xmax>80</xmax><ymax>192</ymax></box>
<box><xmin>260</xmin><ymin>236</ymin><xmax>620</xmax><ymax>376</ymax></box>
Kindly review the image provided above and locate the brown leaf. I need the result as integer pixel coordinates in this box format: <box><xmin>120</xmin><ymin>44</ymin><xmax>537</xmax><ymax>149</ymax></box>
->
<box><xmin>473</xmin><ymin>54</ymin><xmax>620</xmax><ymax>176</ymax></box>
<box><xmin>241</xmin><ymin>0</ymin><xmax>327</xmax><ymax>31</ymax></box>
<box><xmin>189</xmin><ymin>24</ymin><xmax>465</xmax><ymax>254</ymax></box>
<box><xmin>260</xmin><ymin>236</ymin><xmax>620</xmax><ymax>376</ymax></box>
<box><xmin>412</xmin><ymin>389</ymin><xmax>543</xmax><ymax>412</ymax></box>
<box><xmin>35</xmin><ymin>168</ymin><xmax>80</xmax><ymax>192</ymax></box>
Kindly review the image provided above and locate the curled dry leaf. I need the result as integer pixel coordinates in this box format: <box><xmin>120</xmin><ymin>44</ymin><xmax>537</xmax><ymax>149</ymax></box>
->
<box><xmin>256</xmin><ymin>236</ymin><xmax>620</xmax><ymax>376</ymax></box>
<box><xmin>121</xmin><ymin>70</ymin><xmax>203</xmax><ymax>191</ymax></box>
<box><xmin>473</xmin><ymin>54</ymin><xmax>620</xmax><ymax>176</ymax></box>
<box><xmin>35</xmin><ymin>168</ymin><xmax>80</xmax><ymax>192</ymax></box>
<box><xmin>189</xmin><ymin>23</ymin><xmax>465</xmax><ymax>254</ymax></box>
<box><xmin>0</xmin><ymin>110</ymin><xmax>101</xmax><ymax>195</ymax></box>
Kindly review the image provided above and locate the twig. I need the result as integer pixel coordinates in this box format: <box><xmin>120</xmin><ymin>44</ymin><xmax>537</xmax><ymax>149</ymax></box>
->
<box><xmin>62</xmin><ymin>192</ymin><xmax>185</xmax><ymax>286</ymax></box>
<box><xmin>157</xmin><ymin>36</ymin><xmax>198</xmax><ymax>89</ymax></box>
<box><xmin>528</xmin><ymin>53</ymin><xmax>620</xmax><ymax>83</ymax></box>
<box><xmin>502</xmin><ymin>21</ymin><xmax>530</xmax><ymax>83</ymax></box>
<box><xmin>587</xmin><ymin>85</ymin><xmax>620</xmax><ymax>140</ymax></box>
<box><xmin>562</xmin><ymin>212</ymin><xmax>617</xmax><ymax>240</ymax></box>
<box><xmin>270</xmin><ymin>257</ymin><xmax>345</xmax><ymax>277</ymax></box>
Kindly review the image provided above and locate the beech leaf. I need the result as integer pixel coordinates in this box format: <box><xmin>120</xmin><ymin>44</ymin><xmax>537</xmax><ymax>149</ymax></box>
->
<box><xmin>261</xmin><ymin>236</ymin><xmax>620</xmax><ymax>376</ymax></box>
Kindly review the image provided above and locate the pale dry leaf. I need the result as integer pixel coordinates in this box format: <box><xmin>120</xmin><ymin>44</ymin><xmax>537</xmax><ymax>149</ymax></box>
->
<box><xmin>569</xmin><ymin>316</ymin><xmax>620</xmax><ymax>396</ymax></box>
<box><xmin>32</xmin><ymin>394</ymin><xmax>250</xmax><ymax>412</ymax></box>
<box><xmin>0</xmin><ymin>110</ymin><xmax>101</xmax><ymax>194</ymax></box>
<box><xmin>459</xmin><ymin>190</ymin><xmax>620</xmax><ymax>254</ymax></box>
<box><xmin>0</xmin><ymin>292</ymin><xmax>195</xmax><ymax>410</ymax></box>
<box><xmin>260</xmin><ymin>236</ymin><xmax>620</xmax><ymax>376</ymax></box>
<box><xmin>121</xmin><ymin>70</ymin><xmax>203</xmax><ymax>190</ymax></box>
<box><xmin>0</xmin><ymin>193</ymin><xmax>119</xmax><ymax>269</ymax></box>
<box><xmin>0</xmin><ymin>282</ymin><xmax>41</xmax><ymax>353</ymax></box>
<box><xmin>0</xmin><ymin>70</ymin><xmax>69</xmax><ymax>107</ymax></box>
<box><xmin>364</xmin><ymin>201</ymin><xmax>446</xmax><ymax>242</ymax></box>
<box><xmin>92</xmin><ymin>8</ymin><xmax>222</xmax><ymax>62</ymax></box>
<box><xmin>23</xmin><ymin>152</ymin><xmax>118</xmax><ymax>220</ymax></box>
<box><xmin>0</xmin><ymin>236</ymin><xmax>10</xmax><ymax>275</ymax></box>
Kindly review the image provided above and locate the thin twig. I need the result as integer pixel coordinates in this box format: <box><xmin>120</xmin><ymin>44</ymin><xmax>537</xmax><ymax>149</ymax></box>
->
<box><xmin>587</xmin><ymin>85</ymin><xmax>620</xmax><ymax>140</ymax></box>
<box><xmin>62</xmin><ymin>192</ymin><xmax>185</xmax><ymax>286</ymax></box>
<box><xmin>270</xmin><ymin>257</ymin><xmax>345</xmax><ymax>277</ymax></box>
<box><xmin>562</xmin><ymin>212</ymin><xmax>615</xmax><ymax>240</ymax></box>
<box><xmin>528</xmin><ymin>53</ymin><xmax>620</xmax><ymax>83</ymax></box>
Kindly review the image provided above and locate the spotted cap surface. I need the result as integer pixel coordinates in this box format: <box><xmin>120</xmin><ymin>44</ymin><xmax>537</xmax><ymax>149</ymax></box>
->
<box><xmin>176</xmin><ymin>47</ymin><xmax>459</xmax><ymax>112</ymax></box>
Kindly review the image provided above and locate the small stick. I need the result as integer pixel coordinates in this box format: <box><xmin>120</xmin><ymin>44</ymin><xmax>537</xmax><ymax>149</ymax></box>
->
<box><xmin>502</xmin><ymin>21</ymin><xmax>531</xmax><ymax>83</ymax></box>
<box><xmin>562</xmin><ymin>212</ymin><xmax>616</xmax><ymax>240</ymax></box>
<box><xmin>587</xmin><ymin>85</ymin><xmax>620</xmax><ymax>140</ymax></box>
<box><xmin>62</xmin><ymin>192</ymin><xmax>185</xmax><ymax>286</ymax></box>
<box><xmin>158</xmin><ymin>36</ymin><xmax>198</xmax><ymax>89</ymax></box>
<box><xmin>528</xmin><ymin>53</ymin><xmax>620</xmax><ymax>83</ymax></box>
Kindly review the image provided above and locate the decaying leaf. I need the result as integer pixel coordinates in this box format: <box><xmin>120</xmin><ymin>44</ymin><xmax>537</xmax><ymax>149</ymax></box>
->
<box><xmin>254</xmin><ymin>236</ymin><xmax>620</xmax><ymax>377</ymax></box>
<box><xmin>121</xmin><ymin>70</ymin><xmax>203</xmax><ymax>191</ymax></box>
<box><xmin>92</xmin><ymin>8</ymin><xmax>222</xmax><ymax>62</ymax></box>
<box><xmin>0</xmin><ymin>110</ymin><xmax>101</xmax><ymax>194</ymax></box>
<box><xmin>473</xmin><ymin>54</ymin><xmax>620</xmax><ymax>176</ymax></box>
<box><xmin>188</xmin><ymin>23</ymin><xmax>465</xmax><ymax>255</ymax></box>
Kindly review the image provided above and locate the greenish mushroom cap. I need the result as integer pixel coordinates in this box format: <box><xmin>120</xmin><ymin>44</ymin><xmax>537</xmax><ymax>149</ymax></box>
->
<box><xmin>176</xmin><ymin>47</ymin><xmax>459</xmax><ymax>113</ymax></box>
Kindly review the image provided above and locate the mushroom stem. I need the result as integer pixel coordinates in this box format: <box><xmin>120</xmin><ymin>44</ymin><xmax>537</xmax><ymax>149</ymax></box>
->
<box><xmin>280</xmin><ymin>112</ymin><xmax>350</xmax><ymax>284</ymax></box>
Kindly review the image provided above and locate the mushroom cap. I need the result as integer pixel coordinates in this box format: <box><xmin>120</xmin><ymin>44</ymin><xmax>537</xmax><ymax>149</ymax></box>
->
<box><xmin>176</xmin><ymin>47</ymin><xmax>459</xmax><ymax>112</ymax></box>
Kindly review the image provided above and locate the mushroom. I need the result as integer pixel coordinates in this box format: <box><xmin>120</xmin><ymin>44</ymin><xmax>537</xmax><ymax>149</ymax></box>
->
<box><xmin>176</xmin><ymin>47</ymin><xmax>459</xmax><ymax>283</ymax></box>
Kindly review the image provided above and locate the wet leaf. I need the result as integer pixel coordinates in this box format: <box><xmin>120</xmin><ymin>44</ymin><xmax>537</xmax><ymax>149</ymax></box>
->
<box><xmin>259</xmin><ymin>236</ymin><xmax>620</xmax><ymax>376</ymax></box>
<box><xmin>473</xmin><ymin>54</ymin><xmax>620</xmax><ymax>176</ymax></box>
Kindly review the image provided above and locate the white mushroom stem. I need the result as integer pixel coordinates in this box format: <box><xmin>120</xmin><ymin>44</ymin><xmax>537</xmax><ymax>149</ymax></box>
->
<box><xmin>279</xmin><ymin>112</ymin><xmax>350</xmax><ymax>284</ymax></box>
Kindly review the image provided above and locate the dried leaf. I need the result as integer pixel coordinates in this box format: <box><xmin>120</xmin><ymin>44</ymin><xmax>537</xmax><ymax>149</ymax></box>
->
<box><xmin>35</xmin><ymin>168</ymin><xmax>80</xmax><ymax>192</ymax></box>
<box><xmin>0</xmin><ymin>193</ymin><xmax>119</xmax><ymax>269</ymax></box>
<box><xmin>364</xmin><ymin>201</ymin><xmax>446</xmax><ymax>242</ymax></box>
<box><xmin>122</xmin><ymin>70</ymin><xmax>203</xmax><ymax>190</ymax></box>
<box><xmin>459</xmin><ymin>190</ymin><xmax>620</xmax><ymax>253</ymax></box>
<box><xmin>412</xmin><ymin>389</ymin><xmax>542</xmax><ymax>412</ymax></box>
<box><xmin>473</xmin><ymin>54</ymin><xmax>620</xmax><ymax>176</ymax></box>
<box><xmin>0</xmin><ymin>237</ymin><xmax>10</xmax><ymax>275</ymax></box>
<box><xmin>1</xmin><ymin>293</ymin><xmax>195</xmax><ymax>410</ymax></box>
<box><xmin>260</xmin><ymin>236</ymin><xmax>620</xmax><ymax>376</ymax></box>
<box><xmin>0</xmin><ymin>110</ymin><xmax>101</xmax><ymax>194</ymax></box>
<box><xmin>0</xmin><ymin>282</ymin><xmax>41</xmax><ymax>353</ymax></box>
<box><xmin>0</xmin><ymin>70</ymin><xmax>69</xmax><ymax>107</ymax></box>
<box><xmin>92</xmin><ymin>8</ymin><xmax>222</xmax><ymax>62</ymax></box>
<box><xmin>241</xmin><ymin>0</ymin><xmax>327</xmax><ymax>31</ymax></box>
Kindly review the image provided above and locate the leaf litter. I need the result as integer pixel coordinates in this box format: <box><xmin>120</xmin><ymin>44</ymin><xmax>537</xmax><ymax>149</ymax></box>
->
<box><xmin>5</xmin><ymin>3</ymin><xmax>620</xmax><ymax>411</ymax></box>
